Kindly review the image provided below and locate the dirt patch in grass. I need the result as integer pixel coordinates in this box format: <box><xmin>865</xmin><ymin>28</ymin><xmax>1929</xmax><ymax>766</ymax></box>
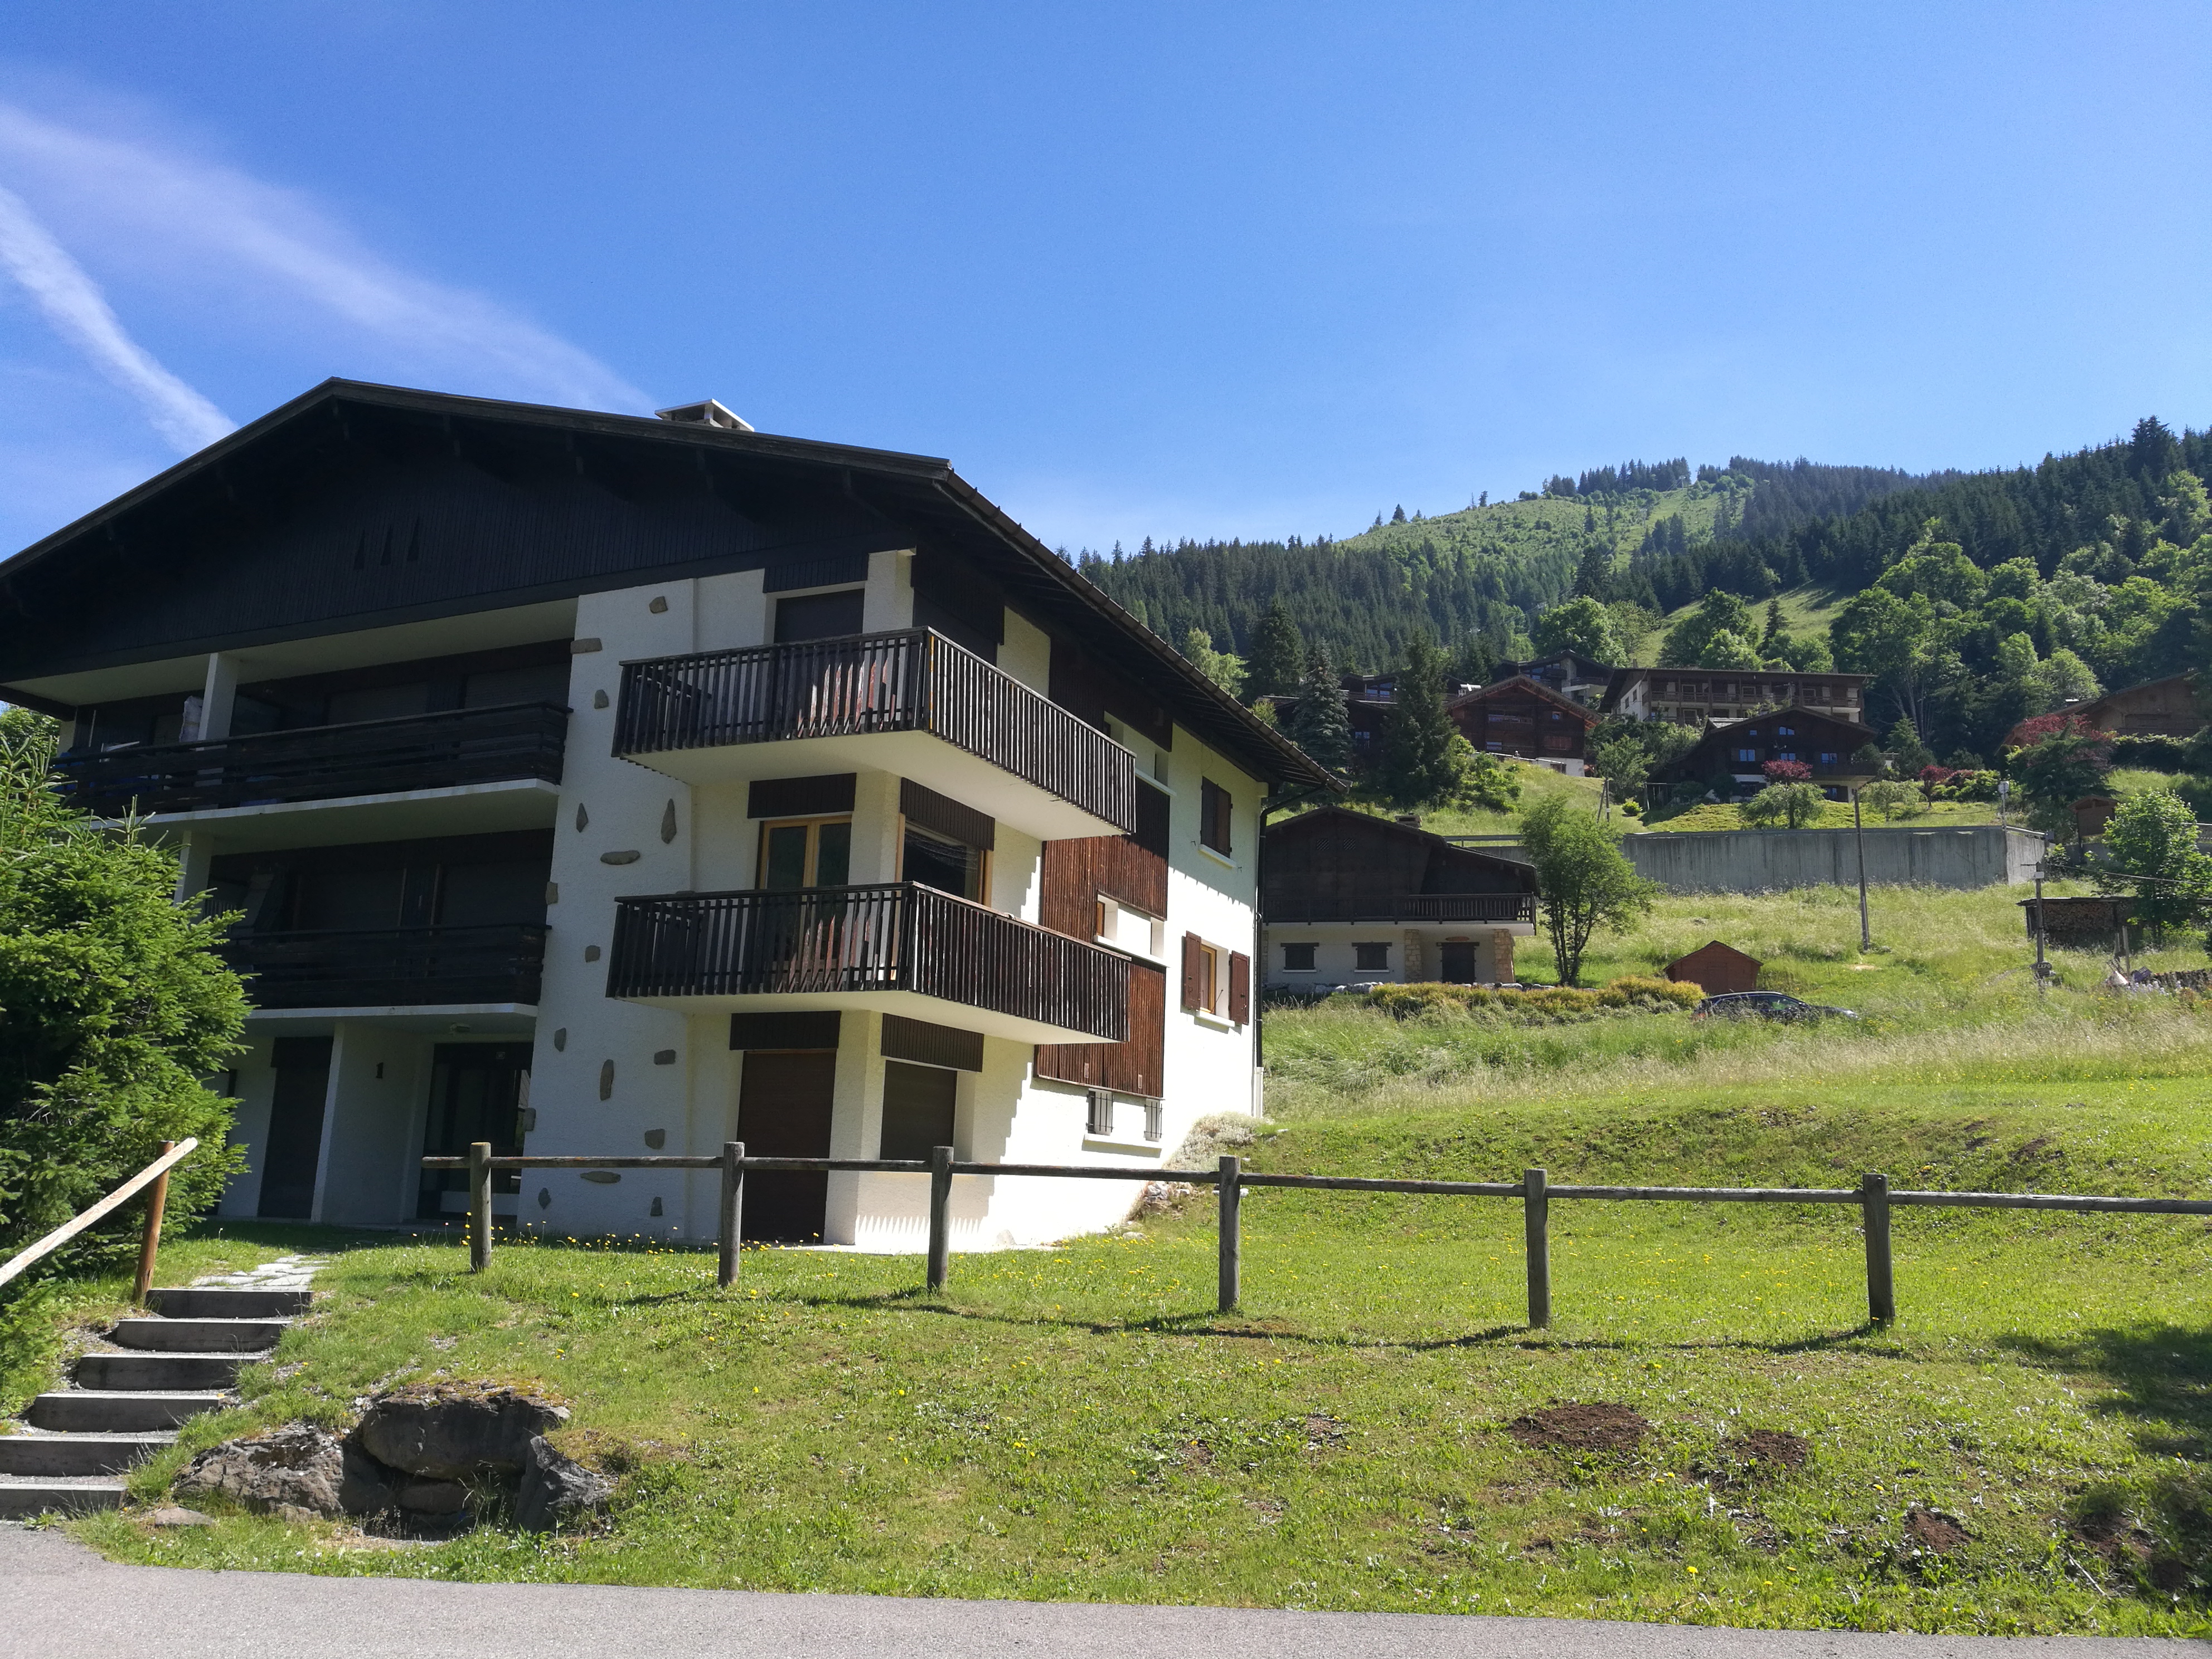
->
<box><xmin>1905</xmin><ymin>1506</ymin><xmax>1968</xmax><ymax>1553</ymax></box>
<box><xmin>1742</xmin><ymin>1428</ymin><xmax>1809</xmax><ymax>1469</ymax></box>
<box><xmin>1506</xmin><ymin>1402</ymin><xmax>1648</xmax><ymax>1453</ymax></box>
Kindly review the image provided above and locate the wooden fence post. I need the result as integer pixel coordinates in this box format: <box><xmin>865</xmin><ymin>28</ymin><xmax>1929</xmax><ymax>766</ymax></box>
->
<box><xmin>468</xmin><ymin>1141</ymin><xmax>493</xmax><ymax>1273</ymax></box>
<box><xmin>718</xmin><ymin>1141</ymin><xmax>745</xmax><ymax>1288</ymax></box>
<box><xmin>1523</xmin><ymin>1166</ymin><xmax>1550</xmax><ymax>1329</ymax></box>
<box><xmin>1861</xmin><ymin>1170</ymin><xmax>1894</xmax><ymax>1323</ymax></box>
<box><xmin>1217</xmin><ymin>1154</ymin><xmax>1241</xmax><ymax>1312</ymax></box>
<box><xmin>131</xmin><ymin>1139</ymin><xmax>174</xmax><ymax>1306</ymax></box>
<box><xmin>926</xmin><ymin>1144</ymin><xmax>954</xmax><ymax>1290</ymax></box>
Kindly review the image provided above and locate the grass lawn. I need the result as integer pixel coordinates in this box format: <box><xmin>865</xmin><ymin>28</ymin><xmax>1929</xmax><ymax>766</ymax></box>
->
<box><xmin>16</xmin><ymin>886</ymin><xmax>2212</xmax><ymax>1636</ymax></box>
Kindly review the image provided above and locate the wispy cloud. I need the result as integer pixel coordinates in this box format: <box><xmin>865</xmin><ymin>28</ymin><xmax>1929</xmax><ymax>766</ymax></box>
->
<box><xmin>0</xmin><ymin>182</ymin><xmax>232</xmax><ymax>453</ymax></box>
<box><xmin>0</xmin><ymin>98</ymin><xmax>648</xmax><ymax>414</ymax></box>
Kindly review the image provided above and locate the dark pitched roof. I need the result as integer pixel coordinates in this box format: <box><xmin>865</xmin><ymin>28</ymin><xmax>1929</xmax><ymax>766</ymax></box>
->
<box><xmin>1598</xmin><ymin>663</ymin><xmax>1873</xmax><ymax>713</ymax></box>
<box><xmin>1448</xmin><ymin>674</ymin><xmax>1603</xmax><ymax>726</ymax></box>
<box><xmin>0</xmin><ymin>379</ymin><xmax>1334</xmax><ymax>792</ymax></box>
<box><xmin>1653</xmin><ymin>704</ymin><xmax>1879</xmax><ymax>778</ymax></box>
<box><xmin>1263</xmin><ymin>806</ymin><xmax>1536</xmax><ymax>886</ymax></box>
<box><xmin>1505</xmin><ymin>649</ymin><xmax>1615</xmax><ymax>677</ymax></box>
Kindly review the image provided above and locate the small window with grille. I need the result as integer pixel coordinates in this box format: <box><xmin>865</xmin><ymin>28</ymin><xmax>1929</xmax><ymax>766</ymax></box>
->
<box><xmin>1085</xmin><ymin>1088</ymin><xmax>1113</xmax><ymax>1137</ymax></box>
<box><xmin>1354</xmin><ymin>942</ymin><xmax>1390</xmax><ymax>972</ymax></box>
<box><xmin>1282</xmin><ymin>942</ymin><xmax>1317</xmax><ymax>972</ymax></box>
<box><xmin>1143</xmin><ymin>1100</ymin><xmax>1163</xmax><ymax>1143</ymax></box>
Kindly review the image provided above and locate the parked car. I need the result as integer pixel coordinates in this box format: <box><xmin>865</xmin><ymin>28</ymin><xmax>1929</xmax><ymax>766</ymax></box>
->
<box><xmin>1692</xmin><ymin>991</ymin><xmax>1858</xmax><ymax>1022</ymax></box>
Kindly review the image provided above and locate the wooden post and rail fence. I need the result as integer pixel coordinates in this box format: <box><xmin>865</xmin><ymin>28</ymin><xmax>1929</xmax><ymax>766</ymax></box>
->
<box><xmin>426</xmin><ymin>1144</ymin><xmax>2212</xmax><ymax>1328</ymax></box>
<box><xmin>0</xmin><ymin>1137</ymin><xmax>197</xmax><ymax>1302</ymax></box>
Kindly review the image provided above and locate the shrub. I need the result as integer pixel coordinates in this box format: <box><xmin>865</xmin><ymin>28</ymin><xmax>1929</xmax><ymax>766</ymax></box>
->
<box><xmin>1762</xmin><ymin>759</ymin><xmax>1812</xmax><ymax>784</ymax></box>
<box><xmin>1740</xmin><ymin>781</ymin><xmax>1826</xmax><ymax>828</ymax></box>
<box><xmin>1365</xmin><ymin>976</ymin><xmax>1699</xmax><ymax>1025</ymax></box>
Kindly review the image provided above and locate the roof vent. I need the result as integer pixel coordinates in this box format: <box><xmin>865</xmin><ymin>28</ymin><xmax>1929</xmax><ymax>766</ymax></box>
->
<box><xmin>655</xmin><ymin>399</ymin><xmax>754</xmax><ymax>432</ymax></box>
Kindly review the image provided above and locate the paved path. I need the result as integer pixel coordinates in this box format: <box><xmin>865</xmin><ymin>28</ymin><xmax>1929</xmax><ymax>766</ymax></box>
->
<box><xmin>3</xmin><ymin>1526</ymin><xmax>2201</xmax><ymax>1658</ymax></box>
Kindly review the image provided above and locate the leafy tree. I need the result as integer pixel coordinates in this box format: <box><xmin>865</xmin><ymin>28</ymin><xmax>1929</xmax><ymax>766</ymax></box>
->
<box><xmin>1878</xmin><ymin>533</ymin><xmax>1987</xmax><ymax>609</ymax></box>
<box><xmin>1181</xmin><ymin>627</ymin><xmax>1246</xmax><ymax>697</ymax></box>
<box><xmin>1372</xmin><ymin>636</ymin><xmax>1460</xmax><ymax>809</ymax></box>
<box><xmin>1243</xmin><ymin>600</ymin><xmax>1306</xmax><ymax>701</ymax></box>
<box><xmin>1531</xmin><ymin>595</ymin><xmax>1621</xmax><ymax>663</ymax></box>
<box><xmin>1604</xmin><ymin>600</ymin><xmax>1660</xmax><ymax>663</ymax></box>
<box><xmin>1589</xmin><ymin>736</ymin><xmax>1650</xmax><ymax>803</ymax></box>
<box><xmin>0</xmin><ymin>710</ymin><xmax>247</xmax><ymax>1264</ymax></box>
<box><xmin>1448</xmin><ymin>633</ymin><xmax>1499</xmax><ymax>690</ymax></box>
<box><xmin>1742</xmin><ymin>781</ymin><xmax>1826</xmax><ymax>828</ymax></box>
<box><xmin>2006</xmin><ymin>714</ymin><xmax>2114</xmax><ymax>838</ymax></box>
<box><xmin>1699</xmin><ymin>629</ymin><xmax>1762</xmax><ymax>670</ymax></box>
<box><xmin>1444</xmin><ymin>739</ymin><xmax>1522</xmax><ymax>813</ymax></box>
<box><xmin>2098</xmin><ymin>788</ymin><xmax>2212</xmax><ymax>938</ymax></box>
<box><xmin>1886</xmin><ymin>717</ymin><xmax>1936</xmax><ymax>776</ymax></box>
<box><xmin>1518</xmin><ymin>794</ymin><xmax>1657</xmax><ymax>987</ymax></box>
<box><xmin>1286</xmin><ymin>647</ymin><xmax>1354</xmax><ymax>774</ymax></box>
<box><xmin>2035</xmin><ymin>648</ymin><xmax>2100</xmax><ymax>710</ymax></box>
<box><xmin>1762</xmin><ymin>759</ymin><xmax>1812</xmax><ymax>783</ymax></box>
<box><xmin>1857</xmin><ymin>779</ymin><xmax>1921</xmax><ymax>821</ymax></box>
<box><xmin>1659</xmin><ymin>590</ymin><xmax>1754</xmax><ymax>667</ymax></box>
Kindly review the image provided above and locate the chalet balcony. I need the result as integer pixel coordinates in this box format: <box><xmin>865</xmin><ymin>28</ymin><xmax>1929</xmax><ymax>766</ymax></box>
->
<box><xmin>1265</xmin><ymin>894</ymin><xmax>1539</xmax><ymax>927</ymax></box>
<box><xmin>613</xmin><ymin>630</ymin><xmax>1136</xmax><ymax>841</ymax></box>
<box><xmin>51</xmin><ymin>702</ymin><xmax>570</xmax><ymax>831</ymax></box>
<box><xmin>607</xmin><ymin>882</ymin><xmax>1130</xmax><ymax>1046</ymax></box>
<box><xmin>222</xmin><ymin>923</ymin><xmax>547</xmax><ymax>1011</ymax></box>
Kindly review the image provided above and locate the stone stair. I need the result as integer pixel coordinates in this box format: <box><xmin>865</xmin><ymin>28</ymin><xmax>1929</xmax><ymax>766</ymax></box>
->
<box><xmin>0</xmin><ymin>1257</ymin><xmax>321</xmax><ymax>1520</ymax></box>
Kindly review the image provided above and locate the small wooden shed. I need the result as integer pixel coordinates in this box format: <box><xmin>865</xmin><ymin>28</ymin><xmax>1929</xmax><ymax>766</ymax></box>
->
<box><xmin>1664</xmin><ymin>940</ymin><xmax>1762</xmax><ymax>996</ymax></box>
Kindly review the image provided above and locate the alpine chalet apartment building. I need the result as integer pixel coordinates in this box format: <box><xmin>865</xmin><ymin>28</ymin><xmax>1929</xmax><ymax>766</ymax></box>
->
<box><xmin>0</xmin><ymin>382</ymin><xmax>1332</xmax><ymax>1248</ymax></box>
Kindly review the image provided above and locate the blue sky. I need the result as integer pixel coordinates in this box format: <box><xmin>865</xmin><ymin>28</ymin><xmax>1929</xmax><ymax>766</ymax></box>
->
<box><xmin>3</xmin><ymin>3</ymin><xmax>2209</xmax><ymax>559</ymax></box>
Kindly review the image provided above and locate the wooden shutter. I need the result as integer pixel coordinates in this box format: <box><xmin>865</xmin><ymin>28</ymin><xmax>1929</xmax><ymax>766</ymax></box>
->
<box><xmin>1229</xmin><ymin>951</ymin><xmax>1251</xmax><ymax>1025</ymax></box>
<box><xmin>1181</xmin><ymin>932</ymin><xmax>1203</xmax><ymax>1010</ymax></box>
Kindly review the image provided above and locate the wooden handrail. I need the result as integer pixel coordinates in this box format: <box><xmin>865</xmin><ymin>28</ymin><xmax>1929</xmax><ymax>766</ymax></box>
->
<box><xmin>0</xmin><ymin>1138</ymin><xmax>198</xmax><ymax>1292</ymax></box>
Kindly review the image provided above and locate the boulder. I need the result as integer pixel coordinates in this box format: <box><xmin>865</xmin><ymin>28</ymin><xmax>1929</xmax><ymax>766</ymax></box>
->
<box><xmin>176</xmin><ymin>1424</ymin><xmax>345</xmax><ymax>1522</ymax></box>
<box><xmin>513</xmin><ymin>1435</ymin><xmax>613</xmax><ymax>1532</ymax></box>
<box><xmin>394</xmin><ymin>1476</ymin><xmax>471</xmax><ymax>1516</ymax></box>
<box><xmin>338</xmin><ymin>1440</ymin><xmax>401</xmax><ymax>1516</ymax></box>
<box><xmin>355</xmin><ymin>1383</ymin><xmax>567</xmax><ymax>1479</ymax></box>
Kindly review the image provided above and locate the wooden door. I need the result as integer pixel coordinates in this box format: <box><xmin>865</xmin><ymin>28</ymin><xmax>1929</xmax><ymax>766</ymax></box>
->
<box><xmin>879</xmin><ymin>1061</ymin><xmax>957</xmax><ymax>1161</ymax></box>
<box><xmin>256</xmin><ymin>1036</ymin><xmax>332</xmax><ymax>1219</ymax></box>
<box><xmin>736</xmin><ymin>1049</ymin><xmax>837</xmax><ymax>1242</ymax></box>
<box><xmin>1439</xmin><ymin>942</ymin><xmax>1478</xmax><ymax>984</ymax></box>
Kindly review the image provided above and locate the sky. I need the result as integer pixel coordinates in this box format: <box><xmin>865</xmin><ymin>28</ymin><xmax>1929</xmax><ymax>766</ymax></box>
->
<box><xmin>2</xmin><ymin>3</ymin><xmax>2210</xmax><ymax>559</ymax></box>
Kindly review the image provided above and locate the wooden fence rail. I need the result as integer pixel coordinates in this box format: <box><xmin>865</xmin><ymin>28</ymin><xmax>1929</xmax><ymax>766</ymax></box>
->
<box><xmin>423</xmin><ymin>1147</ymin><xmax>2212</xmax><ymax>1327</ymax></box>
<box><xmin>1</xmin><ymin>1137</ymin><xmax>197</xmax><ymax>1300</ymax></box>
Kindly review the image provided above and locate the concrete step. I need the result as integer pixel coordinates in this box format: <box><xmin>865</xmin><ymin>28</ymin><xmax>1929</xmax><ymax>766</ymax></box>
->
<box><xmin>0</xmin><ymin>1476</ymin><xmax>127</xmax><ymax>1518</ymax></box>
<box><xmin>0</xmin><ymin>1431</ymin><xmax>173</xmax><ymax>1477</ymax></box>
<box><xmin>75</xmin><ymin>1352</ymin><xmax>254</xmax><ymax>1391</ymax></box>
<box><xmin>106</xmin><ymin>1317</ymin><xmax>288</xmax><ymax>1354</ymax></box>
<box><xmin>145</xmin><ymin>1286</ymin><xmax>312</xmax><ymax>1320</ymax></box>
<box><xmin>25</xmin><ymin>1390</ymin><xmax>227</xmax><ymax>1433</ymax></box>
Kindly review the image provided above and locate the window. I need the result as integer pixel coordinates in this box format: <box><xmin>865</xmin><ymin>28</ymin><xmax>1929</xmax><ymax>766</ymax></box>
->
<box><xmin>1282</xmin><ymin>942</ymin><xmax>1317</xmax><ymax>972</ymax></box>
<box><xmin>1181</xmin><ymin>933</ymin><xmax>1250</xmax><ymax>1023</ymax></box>
<box><xmin>758</xmin><ymin>817</ymin><xmax>852</xmax><ymax>889</ymax></box>
<box><xmin>901</xmin><ymin>822</ymin><xmax>985</xmax><ymax>901</ymax></box>
<box><xmin>1777</xmin><ymin>724</ymin><xmax>1796</xmax><ymax>737</ymax></box>
<box><xmin>880</xmin><ymin>1061</ymin><xmax>958</xmax><ymax>1161</ymax></box>
<box><xmin>1086</xmin><ymin>1088</ymin><xmax>1113</xmax><ymax>1137</ymax></box>
<box><xmin>1819</xmin><ymin>751</ymin><xmax>1839</xmax><ymax>765</ymax></box>
<box><xmin>1143</xmin><ymin>1100</ymin><xmax>1163</xmax><ymax>1143</ymax></box>
<box><xmin>1734</xmin><ymin>748</ymin><xmax>1758</xmax><ymax>765</ymax></box>
<box><xmin>773</xmin><ymin>588</ymin><xmax>866</xmax><ymax>643</ymax></box>
<box><xmin>1199</xmin><ymin>778</ymin><xmax>1234</xmax><ymax>855</ymax></box>
<box><xmin>1354</xmin><ymin>942</ymin><xmax>1390</xmax><ymax>972</ymax></box>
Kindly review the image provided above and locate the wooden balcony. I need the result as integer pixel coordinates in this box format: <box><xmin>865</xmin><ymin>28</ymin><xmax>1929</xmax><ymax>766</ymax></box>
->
<box><xmin>607</xmin><ymin>882</ymin><xmax>1130</xmax><ymax>1045</ymax></box>
<box><xmin>613</xmin><ymin>630</ymin><xmax>1136</xmax><ymax>840</ymax></box>
<box><xmin>222</xmin><ymin>923</ymin><xmax>548</xmax><ymax>1011</ymax></box>
<box><xmin>52</xmin><ymin>702</ymin><xmax>569</xmax><ymax>819</ymax></box>
<box><xmin>1265</xmin><ymin>893</ymin><xmax>1539</xmax><ymax>926</ymax></box>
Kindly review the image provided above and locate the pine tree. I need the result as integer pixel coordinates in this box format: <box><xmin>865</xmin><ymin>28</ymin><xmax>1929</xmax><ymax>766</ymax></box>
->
<box><xmin>1243</xmin><ymin>600</ymin><xmax>1305</xmax><ymax>701</ymax></box>
<box><xmin>1390</xmin><ymin>505</ymin><xmax>1407</xmax><ymax>524</ymax></box>
<box><xmin>1288</xmin><ymin>648</ymin><xmax>1353</xmax><ymax>774</ymax></box>
<box><xmin>1762</xmin><ymin>599</ymin><xmax>1787</xmax><ymax>654</ymax></box>
<box><xmin>1886</xmin><ymin>716</ymin><xmax>1936</xmax><ymax>776</ymax></box>
<box><xmin>1374</xmin><ymin>636</ymin><xmax>1459</xmax><ymax>808</ymax></box>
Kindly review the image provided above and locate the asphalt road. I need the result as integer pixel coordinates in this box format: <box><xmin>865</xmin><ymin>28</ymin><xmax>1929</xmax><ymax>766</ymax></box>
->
<box><xmin>4</xmin><ymin>1525</ymin><xmax>2202</xmax><ymax>1658</ymax></box>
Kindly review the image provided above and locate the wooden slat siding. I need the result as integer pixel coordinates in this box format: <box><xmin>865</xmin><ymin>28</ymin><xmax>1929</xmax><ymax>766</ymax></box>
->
<box><xmin>1038</xmin><ymin>834</ymin><xmax>1168</xmax><ymax>940</ymax></box>
<box><xmin>881</xmin><ymin>1013</ymin><xmax>985</xmax><ymax>1072</ymax></box>
<box><xmin>1181</xmin><ymin>933</ymin><xmax>1202</xmax><ymax>1011</ymax></box>
<box><xmin>1262</xmin><ymin>809</ymin><xmax>1535</xmax><ymax>923</ymax></box>
<box><xmin>222</xmin><ymin>923</ymin><xmax>547</xmax><ymax>1008</ymax></box>
<box><xmin>615</xmin><ymin>629</ymin><xmax>1136</xmax><ymax>834</ymax></box>
<box><xmin>1228</xmin><ymin>952</ymin><xmax>1250</xmax><ymax>1025</ymax></box>
<box><xmin>900</xmin><ymin>778</ymin><xmax>995</xmax><ymax>850</ymax></box>
<box><xmin>1036</xmin><ymin>961</ymin><xmax>1165</xmax><ymax>1095</ymax></box>
<box><xmin>607</xmin><ymin>884</ymin><xmax>1128</xmax><ymax>1041</ymax></box>
<box><xmin>1265</xmin><ymin>894</ymin><xmax>1539</xmax><ymax>924</ymax></box>
<box><xmin>52</xmin><ymin>701</ymin><xmax>569</xmax><ymax>818</ymax></box>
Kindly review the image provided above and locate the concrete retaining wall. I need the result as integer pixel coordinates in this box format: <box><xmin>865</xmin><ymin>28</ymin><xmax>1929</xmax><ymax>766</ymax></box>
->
<box><xmin>1621</xmin><ymin>824</ymin><xmax>2047</xmax><ymax>892</ymax></box>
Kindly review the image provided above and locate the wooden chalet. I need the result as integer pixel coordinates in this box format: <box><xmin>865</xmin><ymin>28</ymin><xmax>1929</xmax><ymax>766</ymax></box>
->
<box><xmin>1652</xmin><ymin>705</ymin><xmax>1878</xmax><ymax>799</ymax></box>
<box><xmin>2065</xmin><ymin>673</ymin><xmax>2203</xmax><ymax>739</ymax></box>
<box><xmin>1446</xmin><ymin>675</ymin><xmax>1601</xmax><ymax>774</ymax></box>
<box><xmin>1262</xmin><ymin>808</ymin><xmax>1537</xmax><ymax>988</ymax></box>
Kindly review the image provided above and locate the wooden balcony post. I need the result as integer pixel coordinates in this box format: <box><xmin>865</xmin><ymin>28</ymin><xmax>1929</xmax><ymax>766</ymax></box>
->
<box><xmin>468</xmin><ymin>1141</ymin><xmax>493</xmax><ymax>1272</ymax></box>
<box><xmin>131</xmin><ymin>1140</ymin><xmax>175</xmax><ymax>1305</ymax></box>
<box><xmin>719</xmin><ymin>1141</ymin><xmax>745</xmax><ymax>1288</ymax></box>
<box><xmin>926</xmin><ymin>1144</ymin><xmax>954</xmax><ymax>1290</ymax></box>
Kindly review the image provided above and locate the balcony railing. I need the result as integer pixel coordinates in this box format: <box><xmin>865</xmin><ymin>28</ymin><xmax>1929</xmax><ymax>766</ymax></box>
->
<box><xmin>222</xmin><ymin>923</ymin><xmax>547</xmax><ymax>1010</ymax></box>
<box><xmin>52</xmin><ymin>702</ymin><xmax>569</xmax><ymax>818</ymax></box>
<box><xmin>607</xmin><ymin>882</ymin><xmax>1129</xmax><ymax>1042</ymax></box>
<box><xmin>1264</xmin><ymin>893</ymin><xmax>1539</xmax><ymax>925</ymax></box>
<box><xmin>613</xmin><ymin>629</ymin><xmax>1136</xmax><ymax>833</ymax></box>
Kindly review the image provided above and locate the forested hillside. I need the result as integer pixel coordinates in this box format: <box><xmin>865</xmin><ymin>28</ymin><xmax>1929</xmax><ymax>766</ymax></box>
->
<box><xmin>1079</xmin><ymin>418</ymin><xmax>2212</xmax><ymax>765</ymax></box>
<box><xmin>1081</xmin><ymin>458</ymin><xmax>1925</xmax><ymax>673</ymax></box>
